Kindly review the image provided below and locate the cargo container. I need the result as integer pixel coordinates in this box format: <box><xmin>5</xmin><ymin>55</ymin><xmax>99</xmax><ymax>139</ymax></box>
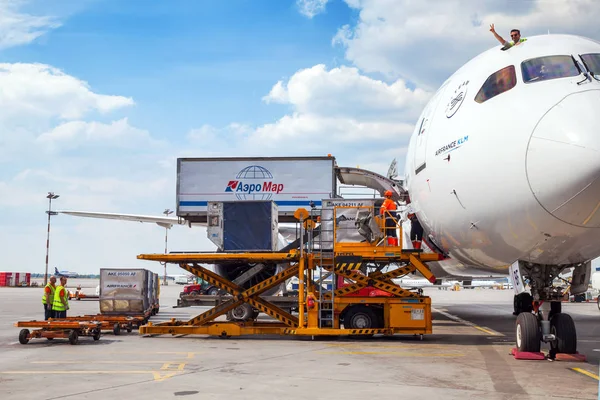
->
<box><xmin>206</xmin><ymin>201</ymin><xmax>279</xmax><ymax>251</ymax></box>
<box><xmin>176</xmin><ymin>156</ymin><xmax>337</xmax><ymax>222</ymax></box>
<box><xmin>0</xmin><ymin>272</ymin><xmax>13</xmax><ymax>287</ymax></box>
<box><xmin>99</xmin><ymin>268</ymin><xmax>159</xmax><ymax>316</ymax></box>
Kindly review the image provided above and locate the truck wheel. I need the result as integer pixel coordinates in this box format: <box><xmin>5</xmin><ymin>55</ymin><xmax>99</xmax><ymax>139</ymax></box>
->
<box><xmin>344</xmin><ymin>305</ymin><xmax>377</xmax><ymax>330</ymax></box>
<box><xmin>113</xmin><ymin>323</ymin><xmax>121</xmax><ymax>336</ymax></box>
<box><xmin>69</xmin><ymin>330</ymin><xmax>79</xmax><ymax>345</ymax></box>
<box><xmin>231</xmin><ymin>304</ymin><xmax>253</xmax><ymax>321</ymax></box>
<box><xmin>190</xmin><ymin>290</ymin><xmax>200</xmax><ymax>296</ymax></box>
<box><xmin>19</xmin><ymin>329</ymin><xmax>30</xmax><ymax>345</ymax></box>
<box><xmin>93</xmin><ymin>329</ymin><xmax>101</xmax><ymax>341</ymax></box>
<box><xmin>207</xmin><ymin>287</ymin><xmax>220</xmax><ymax>296</ymax></box>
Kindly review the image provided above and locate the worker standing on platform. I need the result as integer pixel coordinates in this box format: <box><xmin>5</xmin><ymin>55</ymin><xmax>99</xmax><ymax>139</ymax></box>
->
<box><xmin>405</xmin><ymin>198</ymin><xmax>424</xmax><ymax>249</ymax></box>
<box><xmin>380</xmin><ymin>190</ymin><xmax>398</xmax><ymax>245</ymax></box>
<box><xmin>42</xmin><ymin>276</ymin><xmax>57</xmax><ymax>320</ymax></box>
<box><xmin>52</xmin><ymin>277</ymin><xmax>69</xmax><ymax>319</ymax></box>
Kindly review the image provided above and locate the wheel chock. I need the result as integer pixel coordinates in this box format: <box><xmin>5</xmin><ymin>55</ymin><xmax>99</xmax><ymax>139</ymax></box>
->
<box><xmin>555</xmin><ymin>352</ymin><xmax>587</xmax><ymax>362</ymax></box>
<box><xmin>510</xmin><ymin>348</ymin><xmax>546</xmax><ymax>360</ymax></box>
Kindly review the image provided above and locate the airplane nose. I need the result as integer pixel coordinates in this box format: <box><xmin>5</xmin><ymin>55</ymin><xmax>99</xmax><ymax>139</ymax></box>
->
<box><xmin>526</xmin><ymin>90</ymin><xmax>600</xmax><ymax>228</ymax></box>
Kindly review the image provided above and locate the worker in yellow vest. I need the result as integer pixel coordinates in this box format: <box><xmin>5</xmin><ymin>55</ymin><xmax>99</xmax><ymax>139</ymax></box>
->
<box><xmin>42</xmin><ymin>276</ymin><xmax>57</xmax><ymax>320</ymax></box>
<box><xmin>52</xmin><ymin>277</ymin><xmax>70</xmax><ymax>319</ymax></box>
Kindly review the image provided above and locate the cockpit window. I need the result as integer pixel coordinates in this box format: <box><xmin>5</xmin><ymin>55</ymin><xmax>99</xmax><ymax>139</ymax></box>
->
<box><xmin>521</xmin><ymin>55</ymin><xmax>580</xmax><ymax>83</ymax></box>
<box><xmin>580</xmin><ymin>53</ymin><xmax>600</xmax><ymax>75</ymax></box>
<box><xmin>474</xmin><ymin>65</ymin><xmax>517</xmax><ymax>103</ymax></box>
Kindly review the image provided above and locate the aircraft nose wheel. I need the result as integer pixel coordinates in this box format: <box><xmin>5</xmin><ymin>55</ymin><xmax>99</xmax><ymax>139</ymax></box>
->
<box><xmin>549</xmin><ymin>313</ymin><xmax>577</xmax><ymax>354</ymax></box>
<box><xmin>515</xmin><ymin>312</ymin><xmax>541</xmax><ymax>352</ymax></box>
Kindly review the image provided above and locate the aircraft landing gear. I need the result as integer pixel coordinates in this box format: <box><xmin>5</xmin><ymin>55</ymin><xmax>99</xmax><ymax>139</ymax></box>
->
<box><xmin>511</xmin><ymin>260</ymin><xmax>588</xmax><ymax>357</ymax></box>
<box><xmin>514</xmin><ymin>302</ymin><xmax>577</xmax><ymax>356</ymax></box>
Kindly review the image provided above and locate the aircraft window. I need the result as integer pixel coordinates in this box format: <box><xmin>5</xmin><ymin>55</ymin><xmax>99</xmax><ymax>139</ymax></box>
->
<box><xmin>521</xmin><ymin>55</ymin><xmax>580</xmax><ymax>83</ymax></box>
<box><xmin>580</xmin><ymin>53</ymin><xmax>600</xmax><ymax>75</ymax></box>
<box><xmin>474</xmin><ymin>65</ymin><xmax>517</xmax><ymax>103</ymax></box>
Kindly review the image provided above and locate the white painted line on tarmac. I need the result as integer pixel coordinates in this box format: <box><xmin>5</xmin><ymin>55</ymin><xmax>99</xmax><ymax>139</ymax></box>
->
<box><xmin>432</xmin><ymin>307</ymin><xmax>504</xmax><ymax>337</ymax></box>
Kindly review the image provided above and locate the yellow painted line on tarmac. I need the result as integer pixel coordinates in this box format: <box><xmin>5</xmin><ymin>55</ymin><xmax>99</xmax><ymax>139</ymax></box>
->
<box><xmin>317</xmin><ymin>351</ymin><xmax>464</xmax><ymax>357</ymax></box>
<box><xmin>324</xmin><ymin>343</ymin><xmax>454</xmax><ymax>349</ymax></box>
<box><xmin>0</xmin><ymin>370</ymin><xmax>181</xmax><ymax>381</ymax></box>
<box><xmin>32</xmin><ymin>361</ymin><xmax>184</xmax><ymax>365</ymax></box>
<box><xmin>161</xmin><ymin>362</ymin><xmax>186</xmax><ymax>371</ymax></box>
<box><xmin>64</xmin><ymin>351</ymin><xmax>200</xmax><ymax>357</ymax></box>
<box><xmin>571</xmin><ymin>368</ymin><xmax>599</xmax><ymax>381</ymax></box>
<box><xmin>433</xmin><ymin>307</ymin><xmax>504</xmax><ymax>337</ymax></box>
<box><xmin>473</xmin><ymin>326</ymin><xmax>498</xmax><ymax>336</ymax></box>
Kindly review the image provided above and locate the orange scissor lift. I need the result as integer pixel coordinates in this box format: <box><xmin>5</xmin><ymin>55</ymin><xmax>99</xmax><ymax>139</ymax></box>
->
<box><xmin>138</xmin><ymin>204</ymin><xmax>440</xmax><ymax>339</ymax></box>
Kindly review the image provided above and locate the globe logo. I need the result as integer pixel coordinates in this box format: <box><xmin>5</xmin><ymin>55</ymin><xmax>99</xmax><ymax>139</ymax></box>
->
<box><xmin>235</xmin><ymin>165</ymin><xmax>274</xmax><ymax>200</ymax></box>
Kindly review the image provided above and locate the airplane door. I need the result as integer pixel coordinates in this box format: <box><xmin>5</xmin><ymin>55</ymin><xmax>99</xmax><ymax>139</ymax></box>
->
<box><xmin>413</xmin><ymin>83</ymin><xmax>448</xmax><ymax>175</ymax></box>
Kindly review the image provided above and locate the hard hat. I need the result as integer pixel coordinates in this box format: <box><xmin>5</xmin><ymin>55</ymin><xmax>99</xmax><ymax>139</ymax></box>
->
<box><xmin>384</xmin><ymin>190</ymin><xmax>393</xmax><ymax>197</ymax></box>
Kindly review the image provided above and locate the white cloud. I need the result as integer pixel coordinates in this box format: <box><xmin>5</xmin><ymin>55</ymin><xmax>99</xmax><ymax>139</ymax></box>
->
<box><xmin>188</xmin><ymin>64</ymin><xmax>426</xmax><ymax>169</ymax></box>
<box><xmin>335</xmin><ymin>0</ymin><xmax>600</xmax><ymax>87</ymax></box>
<box><xmin>297</xmin><ymin>0</ymin><xmax>329</xmax><ymax>18</ymax></box>
<box><xmin>0</xmin><ymin>0</ymin><xmax>61</xmax><ymax>49</ymax></box>
<box><xmin>0</xmin><ymin>63</ymin><xmax>134</xmax><ymax>123</ymax></box>
<box><xmin>263</xmin><ymin>64</ymin><xmax>429</xmax><ymax>120</ymax></box>
<box><xmin>36</xmin><ymin>118</ymin><xmax>161</xmax><ymax>151</ymax></box>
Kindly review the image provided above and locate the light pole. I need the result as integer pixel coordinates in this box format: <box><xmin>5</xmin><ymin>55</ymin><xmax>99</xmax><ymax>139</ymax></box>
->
<box><xmin>162</xmin><ymin>208</ymin><xmax>173</xmax><ymax>286</ymax></box>
<box><xmin>44</xmin><ymin>192</ymin><xmax>59</xmax><ymax>286</ymax></box>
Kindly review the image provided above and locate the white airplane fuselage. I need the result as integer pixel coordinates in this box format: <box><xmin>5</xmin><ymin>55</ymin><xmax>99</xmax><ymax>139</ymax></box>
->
<box><xmin>405</xmin><ymin>34</ymin><xmax>600</xmax><ymax>275</ymax></box>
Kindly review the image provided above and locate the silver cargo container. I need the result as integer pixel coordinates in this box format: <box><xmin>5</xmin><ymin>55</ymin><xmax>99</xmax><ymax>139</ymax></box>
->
<box><xmin>99</xmin><ymin>268</ymin><xmax>151</xmax><ymax>315</ymax></box>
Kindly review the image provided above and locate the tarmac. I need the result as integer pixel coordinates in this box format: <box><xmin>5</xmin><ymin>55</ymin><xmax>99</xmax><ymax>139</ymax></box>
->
<box><xmin>0</xmin><ymin>279</ymin><xmax>598</xmax><ymax>399</ymax></box>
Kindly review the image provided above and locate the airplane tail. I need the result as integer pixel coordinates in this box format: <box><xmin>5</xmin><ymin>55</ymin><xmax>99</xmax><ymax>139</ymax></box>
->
<box><xmin>54</xmin><ymin>267</ymin><xmax>59</xmax><ymax>275</ymax></box>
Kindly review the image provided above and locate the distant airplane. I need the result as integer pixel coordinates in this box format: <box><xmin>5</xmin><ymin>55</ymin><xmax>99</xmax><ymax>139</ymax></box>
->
<box><xmin>54</xmin><ymin>267</ymin><xmax>79</xmax><ymax>278</ymax></box>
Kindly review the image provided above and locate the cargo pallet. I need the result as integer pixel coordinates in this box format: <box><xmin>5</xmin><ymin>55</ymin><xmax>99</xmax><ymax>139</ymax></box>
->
<box><xmin>138</xmin><ymin>205</ymin><xmax>441</xmax><ymax>339</ymax></box>
<box><xmin>15</xmin><ymin>320</ymin><xmax>103</xmax><ymax>345</ymax></box>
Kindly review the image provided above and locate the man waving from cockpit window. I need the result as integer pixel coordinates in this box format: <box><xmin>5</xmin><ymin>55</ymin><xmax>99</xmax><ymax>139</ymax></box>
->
<box><xmin>490</xmin><ymin>24</ymin><xmax>526</xmax><ymax>49</ymax></box>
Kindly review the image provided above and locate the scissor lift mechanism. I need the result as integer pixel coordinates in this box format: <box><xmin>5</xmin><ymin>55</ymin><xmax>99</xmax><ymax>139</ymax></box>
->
<box><xmin>138</xmin><ymin>206</ymin><xmax>440</xmax><ymax>338</ymax></box>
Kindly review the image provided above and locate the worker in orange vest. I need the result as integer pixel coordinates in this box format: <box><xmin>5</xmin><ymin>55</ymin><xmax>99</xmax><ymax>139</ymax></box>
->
<box><xmin>380</xmin><ymin>190</ymin><xmax>398</xmax><ymax>246</ymax></box>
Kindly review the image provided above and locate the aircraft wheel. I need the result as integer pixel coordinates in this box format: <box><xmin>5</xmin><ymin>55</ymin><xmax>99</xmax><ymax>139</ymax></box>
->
<box><xmin>550</xmin><ymin>313</ymin><xmax>577</xmax><ymax>354</ymax></box>
<box><xmin>19</xmin><ymin>329</ymin><xmax>30</xmax><ymax>345</ymax></box>
<box><xmin>513</xmin><ymin>292</ymin><xmax>533</xmax><ymax>315</ymax></box>
<box><xmin>515</xmin><ymin>312</ymin><xmax>540</xmax><ymax>352</ymax></box>
<box><xmin>549</xmin><ymin>301</ymin><xmax>562</xmax><ymax>319</ymax></box>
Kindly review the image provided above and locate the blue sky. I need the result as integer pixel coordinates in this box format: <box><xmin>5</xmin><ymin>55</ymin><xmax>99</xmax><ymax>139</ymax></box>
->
<box><xmin>3</xmin><ymin>1</ymin><xmax>353</xmax><ymax>136</ymax></box>
<box><xmin>1</xmin><ymin>0</ymin><xmax>599</xmax><ymax>275</ymax></box>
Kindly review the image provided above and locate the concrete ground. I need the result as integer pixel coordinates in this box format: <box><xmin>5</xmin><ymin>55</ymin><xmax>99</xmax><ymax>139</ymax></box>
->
<box><xmin>0</xmin><ymin>280</ymin><xmax>598</xmax><ymax>399</ymax></box>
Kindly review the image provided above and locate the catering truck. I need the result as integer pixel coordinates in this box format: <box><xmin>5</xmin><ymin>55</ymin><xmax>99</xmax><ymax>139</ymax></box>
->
<box><xmin>176</xmin><ymin>156</ymin><xmax>338</xmax><ymax>223</ymax></box>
